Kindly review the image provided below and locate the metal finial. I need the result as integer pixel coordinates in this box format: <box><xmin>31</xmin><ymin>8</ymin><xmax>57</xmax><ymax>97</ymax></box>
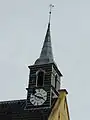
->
<box><xmin>49</xmin><ymin>4</ymin><xmax>54</xmax><ymax>23</ymax></box>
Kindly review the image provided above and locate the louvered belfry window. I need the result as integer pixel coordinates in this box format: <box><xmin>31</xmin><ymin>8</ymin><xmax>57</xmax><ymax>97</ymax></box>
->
<box><xmin>36</xmin><ymin>70</ymin><xmax>44</xmax><ymax>87</ymax></box>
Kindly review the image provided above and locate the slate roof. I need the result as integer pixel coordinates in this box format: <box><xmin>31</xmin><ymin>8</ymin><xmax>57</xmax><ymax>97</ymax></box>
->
<box><xmin>35</xmin><ymin>23</ymin><xmax>54</xmax><ymax>65</ymax></box>
<box><xmin>0</xmin><ymin>98</ymin><xmax>57</xmax><ymax>120</ymax></box>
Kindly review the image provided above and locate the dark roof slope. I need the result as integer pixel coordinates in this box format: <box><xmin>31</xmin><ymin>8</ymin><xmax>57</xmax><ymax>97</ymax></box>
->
<box><xmin>0</xmin><ymin>98</ymin><xmax>57</xmax><ymax>120</ymax></box>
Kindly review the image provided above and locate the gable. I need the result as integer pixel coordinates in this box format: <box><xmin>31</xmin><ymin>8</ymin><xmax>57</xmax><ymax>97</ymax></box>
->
<box><xmin>48</xmin><ymin>89</ymin><xmax>70</xmax><ymax>120</ymax></box>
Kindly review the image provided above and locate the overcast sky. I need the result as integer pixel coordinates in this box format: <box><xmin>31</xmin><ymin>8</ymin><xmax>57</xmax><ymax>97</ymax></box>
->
<box><xmin>0</xmin><ymin>0</ymin><xmax>90</xmax><ymax>119</ymax></box>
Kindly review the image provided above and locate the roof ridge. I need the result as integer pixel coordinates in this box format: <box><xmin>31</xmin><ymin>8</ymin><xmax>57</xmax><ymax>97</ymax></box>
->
<box><xmin>0</xmin><ymin>99</ymin><xmax>26</xmax><ymax>104</ymax></box>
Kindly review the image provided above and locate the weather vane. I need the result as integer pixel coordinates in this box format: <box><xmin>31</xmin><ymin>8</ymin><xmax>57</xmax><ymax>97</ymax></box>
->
<box><xmin>49</xmin><ymin>4</ymin><xmax>54</xmax><ymax>23</ymax></box>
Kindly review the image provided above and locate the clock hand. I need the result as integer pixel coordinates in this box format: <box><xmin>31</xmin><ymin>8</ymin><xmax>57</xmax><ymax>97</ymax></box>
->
<box><xmin>34</xmin><ymin>95</ymin><xmax>45</xmax><ymax>101</ymax></box>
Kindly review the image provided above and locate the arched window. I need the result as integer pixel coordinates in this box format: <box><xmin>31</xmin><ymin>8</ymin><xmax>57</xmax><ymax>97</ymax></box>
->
<box><xmin>36</xmin><ymin>70</ymin><xmax>44</xmax><ymax>87</ymax></box>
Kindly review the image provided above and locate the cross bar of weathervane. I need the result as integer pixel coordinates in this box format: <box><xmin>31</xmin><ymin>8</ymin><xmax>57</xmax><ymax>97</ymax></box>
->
<box><xmin>49</xmin><ymin>4</ymin><xmax>54</xmax><ymax>23</ymax></box>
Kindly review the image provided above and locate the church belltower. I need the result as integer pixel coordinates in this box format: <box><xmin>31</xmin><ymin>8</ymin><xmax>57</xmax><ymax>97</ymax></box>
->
<box><xmin>26</xmin><ymin>5</ymin><xmax>62</xmax><ymax>110</ymax></box>
<box><xmin>26</xmin><ymin>22</ymin><xmax>62</xmax><ymax>109</ymax></box>
<box><xmin>0</xmin><ymin>5</ymin><xmax>70</xmax><ymax>120</ymax></box>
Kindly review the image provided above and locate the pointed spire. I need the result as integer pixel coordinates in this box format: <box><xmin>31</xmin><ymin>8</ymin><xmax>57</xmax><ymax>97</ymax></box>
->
<box><xmin>35</xmin><ymin>5</ymin><xmax>54</xmax><ymax>65</ymax></box>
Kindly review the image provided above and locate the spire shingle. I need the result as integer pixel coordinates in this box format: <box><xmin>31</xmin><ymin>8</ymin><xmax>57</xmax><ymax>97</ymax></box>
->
<box><xmin>35</xmin><ymin>23</ymin><xmax>54</xmax><ymax>65</ymax></box>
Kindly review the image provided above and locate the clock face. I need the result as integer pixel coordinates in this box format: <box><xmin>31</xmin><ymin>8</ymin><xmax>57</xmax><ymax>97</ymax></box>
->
<box><xmin>30</xmin><ymin>88</ymin><xmax>47</xmax><ymax>106</ymax></box>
